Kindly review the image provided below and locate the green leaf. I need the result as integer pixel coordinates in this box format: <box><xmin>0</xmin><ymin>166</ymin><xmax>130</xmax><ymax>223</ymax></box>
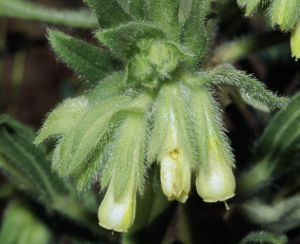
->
<box><xmin>196</xmin><ymin>66</ymin><xmax>288</xmax><ymax>112</ymax></box>
<box><xmin>86</xmin><ymin>71</ymin><xmax>127</xmax><ymax>104</ymax></box>
<box><xmin>83</xmin><ymin>0</ymin><xmax>130</xmax><ymax>28</ymax></box>
<box><xmin>0</xmin><ymin>120</ymin><xmax>63</xmax><ymax>203</ymax></box>
<box><xmin>48</xmin><ymin>30</ymin><xmax>118</xmax><ymax>84</ymax></box>
<box><xmin>240</xmin><ymin>231</ymin><xmax>287</xmax><ymax>244</ymax></box>
<box><xmin>181</xmin><ymin>0</ymin><xmax>211</xmax><ymax>66</ymax></box>
<box><xmin>178</xmin><ymin>0</ymin><xmax>193</xmax><ymax>26</ymax></box>
<box><xmin>238</xmin><ymin>92</ymin><xmax>300</xmax><ymax>194</ymax></box>
<box><xmin>116</xmin><ymin>0</ymin><xmax>144</xmax><ymax>19</ymax></box>
<box><xmin>34</xmin><ymin>96</ymin><xmax>88</xmax><ymax>145</ymax></box>
<box><xmin>0</xmin><ymin>201</ymin><xmax>51</xmax><ymax>244</ymax></box>
<box><xmin>237</xmin><ymin>0</ymin><xmax>261</xmax><ymax>16</ymax></box>
<box><xmin>57</xmin><ymin>96</ymin><xmax>132</xmax><ymax>177</ymax></box>
<box><xmin>145</xmin><ymin>0</ymin><xmax>180</xmax><ymax>40</ymax></box>
<box><xmin>256</xmin><ymin>92</ymin><xmax>300</xmax><ymax>159</ymax></box>
<box><xmin>95</xmin><ymin>22</ymin><xmax>166</xmax><ymax>61</ymax></box>
<box><xmin>0</xmin><ymin>114</ymin><xmax>34</xmax><ymax>140</ymax></box>
<box><xmin>73</xmin><ymin>137</ymin><xmax>111</xmax><ymax>192</ymax></box>
<box><xmin>271</xmin><ymin>0</ymin><xmax>300</xmax><ymax>31</ymax></box>
<box><xmin>0</xmin><ymin>0</ymin><xmax>98</xmax><ymax>28</ymax></box>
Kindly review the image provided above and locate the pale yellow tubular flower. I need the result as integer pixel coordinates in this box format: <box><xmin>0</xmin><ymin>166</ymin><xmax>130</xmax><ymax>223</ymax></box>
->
<box><xmin>196</xmin><ymin>138</ymin><xmax>236</xmax><ymax>203</ymax></box>
<box><xmin>291</xmin><ymin>18</ymin><xmax>300</xmax><ymax>60</ymax></box>
<box><xmin>160</xmin><ymin>110</ymin><xmax>191</xmax><ymax>203</ymax></box>
<box><xmin>97</xmin><ymin>176</ymin><xmax>136</xmax><ymax>232</ymax></box>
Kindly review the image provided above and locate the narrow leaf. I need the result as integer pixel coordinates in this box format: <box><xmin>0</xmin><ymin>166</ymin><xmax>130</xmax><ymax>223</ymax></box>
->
<box><xmin>116</xmin><ymin>0</ymin><xmax>144</xmax><ymax>19</ymax></box>
<box><xmin>0</xmin><ymin>0</ymin><xmax>98</xmax><ymax>28</ymax></box>
<box><xmin>95</xmin><ymin>22</ymin><xmax>166</xmax><ymax>61</ymax></box>
<box><xmin>178</xmin><ymin>0</ymin><xmax>193</xmax><ymax>26</ymax></box>
<box><xmin>196</xmin><ymin>66</ymin><xmax>288</xmax><ymax>111</ymax></box>
<box><xmin>73</xmin><ymin>137</ymin><xmax>111</xmax><ymax>192</ymax></box>
<box><xmin>181</xmin><ymin>0</ymin><xmax>211</xmax><ymax>66</ymax></box>
<box><xmin>34</xmin><ymin>96</ymin><xmax>88</xmax><ymax>145</ymax></box>
<box><xmin>48</xmin><ymin>30</ymin><xmax>118</xmax><ymax>83</ymax></box>
<box><xmin>60</xmin><ymin>96</ymin><xmax>132</xmax><ymax>176</ymax></box>
<box><xmin>83</xmin><ymin>0</ymin><xmax>130</xmax><ymax>28</ymax></box>
<box><xmin>237</xmin><ymin>0</ymin><xmax>261</xmax><ymax>16</ymax></box>
<box><xmin>0</xmin><ymin>125</ymin><xmax>61</xmax><ymax>202</ymax></box>
<box><xmin>239</xmin><ymin>92</ymin><xmax>300</xmax><ymax>194</ymax></box>
<box><xmin>256</xmin><ymin>92</ymin><xmax>300</xmax><ymax>159</ymax></box>
<box><xmin>146</xmin><ymin>0</ymin><xmax>180</xmax><ymax>40</ymax></box>
<box><xmin>86</xmin><ymin>71</ymin><xmax>127</xmax><ymax>104</ymax></box>
<box><xmin>240</xmin><ymin>231</ymin><xmax>287</xmax><ymax>244</ymax></box>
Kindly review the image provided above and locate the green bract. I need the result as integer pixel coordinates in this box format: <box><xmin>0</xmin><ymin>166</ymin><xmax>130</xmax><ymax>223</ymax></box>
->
<box><xmin>35</xmin><ymin>0</ymin><xmax>287</xmax><ymax>233</ymax></box>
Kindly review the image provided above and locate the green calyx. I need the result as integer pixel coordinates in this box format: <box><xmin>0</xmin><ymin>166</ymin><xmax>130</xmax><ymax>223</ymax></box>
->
<box><xmin>126</xmin><ymin>39</ymin><xmax>191</xmax><ymax>89</ymax></box>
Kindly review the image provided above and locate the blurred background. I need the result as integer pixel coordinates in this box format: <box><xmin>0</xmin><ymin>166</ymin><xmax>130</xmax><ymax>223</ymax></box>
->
<box><xmin>0</xmin><ymin>0</ymin><xmax>299</xmax><ymax>243</ymax></box>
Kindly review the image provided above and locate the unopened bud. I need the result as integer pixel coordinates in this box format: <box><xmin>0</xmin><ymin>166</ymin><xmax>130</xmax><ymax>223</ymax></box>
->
<box><xmin>98</xmin><ymin>178</ymin><xmax>136</xmax><ymax>232</ymax></box>
<box><xmin>196</xmin><ymin>145</ymin><xmax>236</xmax><ymax>202</ymax></box>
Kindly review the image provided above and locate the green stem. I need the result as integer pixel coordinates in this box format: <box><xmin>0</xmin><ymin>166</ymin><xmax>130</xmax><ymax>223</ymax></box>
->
<box><xmin>212</xmin><ymin>31</ymin><xmax>287</xmax><ymax>64</ymax></box>
<box><xmin>0</xmin><ymin>0</ymin><xmax>98</xmax><ymax>28</ymax></box>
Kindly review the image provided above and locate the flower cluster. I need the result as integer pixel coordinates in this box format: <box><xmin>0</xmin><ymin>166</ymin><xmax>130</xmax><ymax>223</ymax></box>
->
<box><xmin>35</xmin><ymin>0</ymin><xmax>286</xmax><ymax>233</ymax></box>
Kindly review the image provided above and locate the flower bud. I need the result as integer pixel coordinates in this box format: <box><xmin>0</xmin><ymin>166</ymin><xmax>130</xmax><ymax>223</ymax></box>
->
<box><xmin>160</xmin><ymin>148</ymin><xmax>191</xmax><ymax>203</ymax></box>
<box><xmin>291</xmin><ymin>19</ymin><xmax>300</xmax><ymax>60</ymax></box>
<box><xmin>98</xmin><ymin>177</ymin><xmax>136</xmax><ymax>232</ymax></box>
<box><xmin>196</xmin><ymin>145</ymin><xmax>236</xmax><ymax>202</ymax></box>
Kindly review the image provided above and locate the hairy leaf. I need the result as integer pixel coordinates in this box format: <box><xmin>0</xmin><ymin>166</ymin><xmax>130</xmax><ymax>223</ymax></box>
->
<box><xmin>83</xmin><ymin>0</ymin><xmax>130</xmax><ymax>28</ymax></box>
<box><xmin>178</xmin><ymin>0</ymin><xmax>193</xmax><ymax>26</ymax></box>
<box><xmin>0</xmin><ymin>0</ymin><xmax>98</xmax><ymax>28</ymax></box>
<box><xmin>181</xmin><ymin>0</ymin><xmax>211</xmax><ymax>66</ymax></box>
<box><xmin>271</xmin><ymin>0</ymin><xmax>300</xmax><ymax>31</ymax></box>
<box><xmin>146</xmin><ymin>0</ymin><xmax>180</xmax><ymax>40</ymax></box>
<box><xmin>48</xmin><ymin>30</ymin><xmax>118</xmax><ymax>84</ymax></box>
<box><xmin>86</xmin><ymin>71</ymin><xmax>127</xmax><ymax>104</ymax></box>
<box><xmin>240</xmin><ymin>231</ymin><xmax>287</xmax><ymax>244</ymax></box>
<box><xmin>256</xmin><ymin>92</ymin><xmax>300</xmax><ymax>159</ymax></box>
<box><xmin>196</xmin><ymin>66</ymin><xmax>288</xmax><ymax>111</ymax></box>
<box><xmin>95</xmin><ymin>22</ymin><xmax>166</xmax><ymax>61</ymax></box>
<box><xmin>73</xmin><ymin>137</ymin><xmax>111</xmax><ymax>192</ymax></box>
<box><xmin>237</xmin><ymin>0</ymin><xmax>261</xmax><ymax>16</ymax></box>
<box><xmin>58</xmin><ymin>96</ymin><xmax>132</xmax><ymax>176</ymax></box>
<box><xmin>0</xmin><ymin>118</ymin><xmax>63</xmax><ymax>203</ymax></box>
<box><xmin>34</xmin><ymin>96</ymin><xmax>88</xmax><ymax>145</ymax></box>
<box><xmin>116</xmin><ymin>0</ymin><xmax>144</xmax><ymax>19</ymax></box>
